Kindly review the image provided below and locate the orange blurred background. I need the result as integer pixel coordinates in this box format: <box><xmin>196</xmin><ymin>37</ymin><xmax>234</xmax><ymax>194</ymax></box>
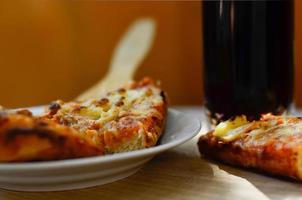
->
<box><xmin>0</xmin><ymin>1</ymin><xmax>301</xmax><ymax>108</ymax></box>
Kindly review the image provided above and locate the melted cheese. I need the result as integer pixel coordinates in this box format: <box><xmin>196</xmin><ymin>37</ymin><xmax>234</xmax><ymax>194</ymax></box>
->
<box><xmin>220</xmin><ymin>123</ymin><xmax>251</xmax><ymax>141</ymax></box>
<box><xmin>213</xmin><ymin>116</ymin><xmax>249</xmax><ymax>141</ymax></box>
<box><xmin>79</xmin><ymin>107</ymin><xmax>103</xmax><ymax>120</ymax></box>
<box><xmin>213</xmin><ymin>115</ymin><xmax>297</xmax><ymax>142</ymax></box>
<box><xmin>53</xmin><ymin>84</ymin><xmax>163</xmax><ymax>132</ymax></box>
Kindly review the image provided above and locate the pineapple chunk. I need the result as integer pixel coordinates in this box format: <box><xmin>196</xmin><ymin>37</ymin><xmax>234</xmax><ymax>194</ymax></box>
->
<box><xmin>213</xmin><ymin>116</ymin><xmax>249</xmax><ymax>141</ymax></box>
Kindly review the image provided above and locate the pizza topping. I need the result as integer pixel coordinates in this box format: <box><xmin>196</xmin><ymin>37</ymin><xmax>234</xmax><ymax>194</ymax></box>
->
<box><xmin>261</xmin><ymin>113</ymin><xmax>285</xmax><ymax>125</ymax></box>
<box><xmin>220</xmin><ymin>123</ymin><xmax>252</xmax><ymax>142</ymax></box>
<box><xmin>43</xmin><ymin>78</ymin><xmax>165</xmax><ymax>143</ymax></box>
<box><xmin>49</xmin><ymin>102</ymin><xmax>61</xmax><ymax>110</ymax></box>
<box><xmin>95</xmin><ymin>98</ymin><xmax>109</xmax><ymax>107</ymax></box>
<box><xmin>16</xmin><ymin>109</ymin><xmax>33</xmax><ymax>117</ymax></box>
<box><xmin>115</xmin><ymin>100</ymin><xmax>124</xmax><ymax>107</ymax></box>
<box><xmin>49</xmin><ymin>102</ymin><xmax>61</xmax><ymax>115</ymax></box>
<box><xmin>160</xmin><ymin>91</ymin><xmax>167</xmax><ymax>103</ymax></box>
<box><xmin>117</xmin><ymin>88</ymin><xmax>126</xmax><ymax>94</ymax></box>
<box><xmin>213</xmin><ymin>113</ymin><xmax>302</xmax><ymax>142</ymax></box>
<box><xmin>213</xmin><ymin>115</ymin><xmax>249</xmax><ymax>140</ymax></box>
<box><xmin>199</xmin><ymin>112</ymin><xmax>302</xmax><ymax>181</ymax></box>
<box><xmin>0</xmin><ymin>77</ymin><xmax>167</xmax><ymax>162</ymax></box>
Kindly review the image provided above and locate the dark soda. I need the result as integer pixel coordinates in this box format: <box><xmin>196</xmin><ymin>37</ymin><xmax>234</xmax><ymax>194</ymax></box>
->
<box><xmin>203</xmin><ymin>0</ymin><xmax>294</xmax><ymax>123</ymax></box>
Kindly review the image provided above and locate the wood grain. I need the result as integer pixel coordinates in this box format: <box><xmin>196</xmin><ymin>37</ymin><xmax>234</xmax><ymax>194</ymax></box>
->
<box><xmin>1</xmin><ymin>107</ymin><xmax>301</xmax><ymax>200</ymax></box>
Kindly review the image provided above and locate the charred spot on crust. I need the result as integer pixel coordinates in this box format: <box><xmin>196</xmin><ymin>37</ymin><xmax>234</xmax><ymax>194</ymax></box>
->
<box><xmin>49</xmin><ymin>102</ymin><xmax>61</xmax><ymax>110</ymax></box>
<box><xmin>160</xmin><ymin>91</ymin><xmax>167</xmax><ymax>103</ymax></box>
<box><xmin>228</xmin><ymin>116</ymin><xmax>236</xmax><ymax>121</ymax></box>
<box><xmin>49</xmin><ymin>102</ymin><xmax>61</xmax><ymax>115</ymax></box>
<box><xmin>16</xmin><ymin>109</ymin><xmax>33</xmax><ymax>117</ymax></box>
<box><xmin>5</xmin><ymin>127</ymin><xmax>66</xmax><ymax>144</ymax></box>
<box><xmin>72</xmin><ymin>105</ymin><xmax>86</xmax><ymax>112</ymax></box>
<box><xmin>117</xmin><ymin>88</ymin><xmax>126</xmax><ymax>94</ymax></box>
<box><xmin>96</xmin><ymin>98</ymin><xmax>109</xmax><ymax>107</ymax></box>
<box><xmin>115</xmin><ymin>100</ymin><xmax>124</xmax><ymax>107</ymax></box>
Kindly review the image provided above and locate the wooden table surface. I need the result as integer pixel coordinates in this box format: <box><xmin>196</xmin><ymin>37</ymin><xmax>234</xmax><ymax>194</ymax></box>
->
<box><xmin>1</xmin><ymin>106</ymin><xmax>302</xmax><ymax>200</ymax></box>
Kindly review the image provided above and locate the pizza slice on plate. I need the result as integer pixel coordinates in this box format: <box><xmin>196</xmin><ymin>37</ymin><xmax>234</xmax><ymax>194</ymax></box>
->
<box><xmin>198</xmin><ymin>114</ymin><xmax>302</xmax><ymax>180</ymax></box>
<box><xmin>0</xmin><ymin>77</ymin><xmax>167</xmax><ymax>162</ymax></box>
<box><xmin>0</xmin><ymin>110</ymin><xmax>103</xmax><ymax>162</ymax></box>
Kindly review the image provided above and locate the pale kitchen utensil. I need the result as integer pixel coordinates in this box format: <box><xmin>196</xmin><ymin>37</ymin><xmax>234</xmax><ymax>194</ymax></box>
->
<box><xmin>76</xmin><ymin>18</ymin><xmax>156</xmax><ymax>101</ymax></box>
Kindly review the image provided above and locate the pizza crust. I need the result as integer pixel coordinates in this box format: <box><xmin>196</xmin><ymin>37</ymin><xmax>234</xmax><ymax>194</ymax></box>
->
<box><xmin>198</xmin><ymin>116</ymin><xmax>302</xmax><ymax>180</ymax></box>
<box><xmin>0</xmin><ymin>77</ymin><xmax>167</xmax><ymax>162</ymax></box>
<box><xmin>0</xmin><ymin>113</ymin><xmax>103</xmax><ymax>162</ymax></box>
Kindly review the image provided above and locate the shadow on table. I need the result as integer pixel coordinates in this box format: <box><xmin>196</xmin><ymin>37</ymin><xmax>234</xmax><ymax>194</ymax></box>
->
<box><xmin>1</xmin><ymin>151</ymin><xmax>214</xmax><ymax>200</ymax></box>
<box><xmin>2</xmin><ymin>149</ymin><xmax>270</xmax><ymax>200</ymax></box>
<box><xmin>88</xmin><ymin>150</ymin><xmax>264</xmax><ymax>200</ymax></box>
<box><xmin>215</xmin><ymin>161</ymin><xmax>302</xmax><ymax>200</ymax></box>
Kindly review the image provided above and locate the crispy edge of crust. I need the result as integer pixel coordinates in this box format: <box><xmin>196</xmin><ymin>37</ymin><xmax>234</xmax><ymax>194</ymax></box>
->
<box><xmin>7</xmin><ymin>78</ymin><xmax>168</xmax><ymax>159</ymax></box>
<box><xmin>140</xmin><ymin>100</ymin><xmax>167</xmax><ymax>148</ymax></box>
<box><xmin>129</xmin><ymin>77</ymin><xmax>168</xmax><ymax>148</ymax></box>
<box><xmin>102</xmin><ymin>78</ymin><xmax>167</xmax><ymax>153</ymax></box>
<box><xmin>45</xmin><ymin>77</ymin><xmax>168</xmax><ymax>155</ymax></box>
<box><xmin>198</xmin><ymin>131</ymin><xmax>302</xmax><ymax>180</ymax></box>
<box><xmin>102</xmin><ymin>92</ymin><xmax>167</xmax><ymax>154</ymax></box>
<box><xmin>0</xmin><ymin>113</ymin><xmax>103</xmax><ymax>162</ymax></box>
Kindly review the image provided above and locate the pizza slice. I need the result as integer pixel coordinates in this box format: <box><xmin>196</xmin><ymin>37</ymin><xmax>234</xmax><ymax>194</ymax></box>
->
<box><xmin>0</xmin><ymin>77</ymin><xmax>167</xmax><ymax>162</ymax></box>
<box><xmin>0</xmin><ymin>110</ymin><xmax>103</xmax><ymax>162</ymax></box>
<box><xmin>198</xmin><ymin>114</ymin><xmax>302</xmax><ymax>180</ymax></box>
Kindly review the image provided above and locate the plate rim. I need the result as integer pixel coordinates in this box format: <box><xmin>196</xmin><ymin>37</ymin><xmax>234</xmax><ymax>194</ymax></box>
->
<box><xmin>0</xmin><ymin>108</ymin><xmax>201</xmax><ymax>171</ymax></box>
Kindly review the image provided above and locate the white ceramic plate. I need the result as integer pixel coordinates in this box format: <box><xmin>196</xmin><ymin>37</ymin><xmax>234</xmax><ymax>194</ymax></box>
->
<box><xmin>0</xmin><ymin>108</ymin><xmax>201</xmax><ymax>192</ymax></box>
